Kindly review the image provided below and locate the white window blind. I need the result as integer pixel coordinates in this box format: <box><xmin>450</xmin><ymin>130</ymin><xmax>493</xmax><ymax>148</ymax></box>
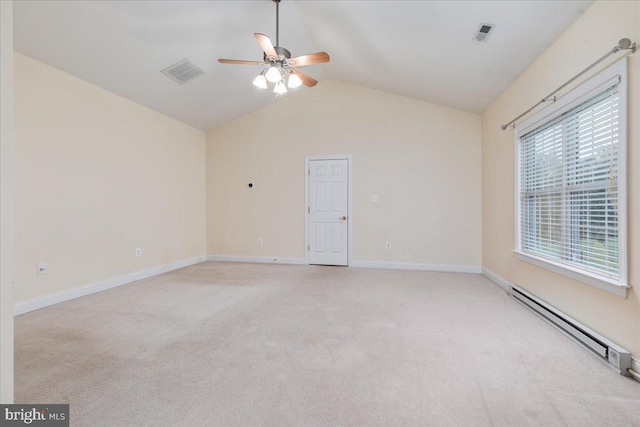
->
<box><xmin>519</xmin><ymin>83</ymin><xmax>621</xmax><ymax>280</ymax></box>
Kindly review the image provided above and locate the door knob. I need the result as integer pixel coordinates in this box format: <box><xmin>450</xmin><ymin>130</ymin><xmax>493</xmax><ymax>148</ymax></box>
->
<box><xmin>341</xmin><ymin>216</ymin><xmax>347</xmax><ymax>220</ymax></box>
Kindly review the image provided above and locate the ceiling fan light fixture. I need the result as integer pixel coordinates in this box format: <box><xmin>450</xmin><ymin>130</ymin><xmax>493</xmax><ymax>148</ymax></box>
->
<box><xmin>265</xmin><ymin>66</ymin><xmax>282</xmax><ymax>83</ymax></box>
<box><xmin>252</xmin><ymin>72</ymin><xmax>268</xmax><ymax>89</ymax></box>
<box><xmin>287</xmin><ymin>72</ymin><xmax>302</xmax><ymax>88</ymax></box>
<box><xmin>217</xmin><ymin>0</ymin><xmax>328</xmax><ymax>94</ymax></box>
<box><xmin>274</xmin><ymin>81</ymin><xmax>287</xmax><ymax>95</ymax></box>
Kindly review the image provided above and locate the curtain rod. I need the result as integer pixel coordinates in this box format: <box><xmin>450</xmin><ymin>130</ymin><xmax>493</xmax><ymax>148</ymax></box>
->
<box><xmin>501</xmin><ymin>38</ymin><xmax>636</xmax><ymax>131</ymax></box>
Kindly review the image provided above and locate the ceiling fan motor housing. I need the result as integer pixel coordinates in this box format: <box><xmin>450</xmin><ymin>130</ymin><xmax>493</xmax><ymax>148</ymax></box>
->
<box><xmin>264</xmin><ymin>46</ymin><xmax>292</xmax><ymax>63</ymax></box>
<box><xmin>275</xmin><ymin>46</ymin><xmax>291</xmax><ymax>59</ymax></box>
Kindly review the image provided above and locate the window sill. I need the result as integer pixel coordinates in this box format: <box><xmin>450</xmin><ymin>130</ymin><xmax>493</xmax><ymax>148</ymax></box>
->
<box><xmin>513</xmin><ymin>250</ymin><xmax>630</xmax><ymax>298</ymax></box>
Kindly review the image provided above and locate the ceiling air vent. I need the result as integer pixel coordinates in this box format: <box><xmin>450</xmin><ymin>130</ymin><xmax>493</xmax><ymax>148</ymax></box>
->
<box><xmin>161</xmin><ymin>59</ymin><xmax>205</xmax><ymax>85</ymax></box>
<box><xmin>473</xmin><ymin>23</ymin><xmax>495</xmax><ymax>42</ymax></box>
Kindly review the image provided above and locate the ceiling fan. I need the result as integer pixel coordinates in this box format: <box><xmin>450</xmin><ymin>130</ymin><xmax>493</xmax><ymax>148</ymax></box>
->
<box><xmin>218</xmin><ymin>0</ymin><xmax>330</xmax><ymax>94</ymax></box>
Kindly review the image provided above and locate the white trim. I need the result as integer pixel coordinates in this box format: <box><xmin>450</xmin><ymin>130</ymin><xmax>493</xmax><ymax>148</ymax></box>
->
<box><xmin>206</xmin><ymin>256</ymin><xmax>479</xmax><ymax>273</ymax></box>
<box><xmin>304</xmin><ymin>155</ymin><xmax>353</xmax><ymax>267</ymax></box>
<box><xmin>514</xmin><ymin>251</ymin><xmax>629</xmax><ymax>298</ymax></box>
<box><xmin>351</xmin><ymin>260</ymin><xmax>481</xmax><ymax>274</ymax></box>
<box><xmin>206</xmin><ymin>255</ymin><xmax>306</xmax><ymax>265</ymax></box>
<box><xmin>616</xmin><ymin>59</ymin><xmax>629</xmax><ymax>289</ymax></box>
<box><xmin>514</xmin><ymin>127</ymin><xmax>521</xmax><ymax>264</ymax></box>
<box><xmin>517</xmin><ymin>60</ymin><xmax>625</xmax><ymax>133</ymax></box>
<box><xmin>14</xmin><ymin>256</ymin><xmax>206</xmax><ymax>315</ymax></box>
<box><xmin>0</xmin><ymin>0</ymin><xmax>14</xmax><ymax>404</ymax></box>
<box><xmin>514</xmin><ymin>58</ymin><xmax>629</xmax><ymax>293</ymax></box>
<box><xmin>481</xmin><ymin>267</ymin><xmax>512</xmax><ymax>293</ymax></box>
<box><xmin>305</xmin><ymin>161</ymin><xmax>309</xmax><ymax>264</ymax></box>
<box><xmin>518</xmin><ymin>78</ymin><xmax>621</xmax><ymax>135</ymax></box>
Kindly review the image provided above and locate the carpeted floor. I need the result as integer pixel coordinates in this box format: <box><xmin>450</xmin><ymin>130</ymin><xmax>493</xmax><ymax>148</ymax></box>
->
<box><xmin>14</xmin><ymin>262</ymin><xmax>640</xmax><ymax>426</ymax></box>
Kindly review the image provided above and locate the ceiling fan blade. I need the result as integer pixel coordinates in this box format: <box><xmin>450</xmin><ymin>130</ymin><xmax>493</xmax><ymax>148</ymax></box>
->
<box><xmin>218</xmin><ymin>59</ymin><xmax>264</xmax><ymax>65</ymax></box>
<box><xmin>254</xmin><ymin>33</ymin><xmax>278</xmax><ymax>58</ymax></box>
<box><xmin>291</xmin><ymin>69</ymin><xmax>317</xmax><ymax>87</ymax></box>
<box><xmin>288</xmin><ymin>52</ymin><xmax>330</xmax><ymax>67</ymax></box>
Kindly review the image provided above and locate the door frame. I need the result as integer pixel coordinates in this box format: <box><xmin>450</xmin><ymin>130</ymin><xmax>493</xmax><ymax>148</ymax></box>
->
<box><xmin>305</xmin><ymin>155</ymin><xmax>352</xmax><ymax>266</ymax></box>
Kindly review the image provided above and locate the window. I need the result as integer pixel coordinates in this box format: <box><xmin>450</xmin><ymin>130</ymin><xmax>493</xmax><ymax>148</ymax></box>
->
<box><xmin>515</xmin><ymin>60</ymin><xmax>628</xmax><ymax>296</ymax></box>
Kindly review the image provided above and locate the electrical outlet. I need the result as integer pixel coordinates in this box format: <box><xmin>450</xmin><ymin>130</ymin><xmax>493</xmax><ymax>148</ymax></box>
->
<box><xmin>135</xmin><ymin>248</ymin><xmax>142</xmax><ymax>257</ymax></box>
<box><xmin>372</xmin><ymin>194</ymin><xmax>379</xmax><ymax>203</ymax></box>
<box><xmin>174</xmin><ymin>242</ymin><xmax>180</xmax><ymax>250</ymax></box>
<box><xmin>37</xmin><ymin>262</ymin><xmax>47</xmax><ymax>275</ymax></box>
<box><xmin>385</xmin><ymin>241</ymin><xmax>392</xmax><ymax>249</ymax></box>
<box><xmin>258</xmin><ymin>238</ymin><xmax>263</xmax><ymax>246</ymax></box>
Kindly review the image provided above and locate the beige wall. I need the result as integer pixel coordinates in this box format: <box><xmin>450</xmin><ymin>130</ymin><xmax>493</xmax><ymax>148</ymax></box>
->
<box><xmin>13</xmin><ymin>53</ymin><xmax>206</xmax><ymax>304</ymax></box>
<box><xmin>206</xmin><ymin>80</ymin><xmax>482</xmax><ymax>268</ymax></box>
<box><xmin>1</xmin><ymin>0</ymin><xmax>15</xmax><ymax>404</ymax></box>
<box><xmin>482</xmin><ymin>1</ymin><xmax>640</xmax><ymax>354</ymax></box>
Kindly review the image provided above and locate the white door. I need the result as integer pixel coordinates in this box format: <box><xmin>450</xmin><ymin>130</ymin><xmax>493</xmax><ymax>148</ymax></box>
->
<box><xmin>308</xmin><ymin>159</ymin><xmax>349</xmax><ymax>266</ymax></box>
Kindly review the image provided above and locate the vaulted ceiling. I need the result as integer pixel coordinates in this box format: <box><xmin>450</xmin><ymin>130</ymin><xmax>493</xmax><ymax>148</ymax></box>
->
<box><xmin>13</xmin><ymin>1</ymin><xmax>593</xmax><ymax>130</ymax></box>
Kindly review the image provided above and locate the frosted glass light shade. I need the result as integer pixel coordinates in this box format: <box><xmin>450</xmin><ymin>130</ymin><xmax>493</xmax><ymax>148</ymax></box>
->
<box><xmin>252</xmin><ymin>73</ymin><xmax>267</xmax><ymax>89</ymax></box>
<box><xmin>265</xmin><ymin>66</ymin><xmax>282</xmax><ymax>83</ymax></box>
<box><xmin>287</xmin><ymin>73</ymin><xmax>302</xmax><ymax>88</ymax></box>
<box><xmin>274</xmin><ymin>81</ymin><xmax>287</xmax><ymax>95</ymax></box>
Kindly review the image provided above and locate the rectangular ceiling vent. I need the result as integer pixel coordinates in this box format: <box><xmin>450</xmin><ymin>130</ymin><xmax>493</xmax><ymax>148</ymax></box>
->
<box><xmin>161</xmin><ymin>58</ymin><xmax>205</xmax><ymax>85</ymax></box>
<box><xmin>473</xmin><ymin>23</ymin><xmax>495</xmax><ymax>42</ymax></box>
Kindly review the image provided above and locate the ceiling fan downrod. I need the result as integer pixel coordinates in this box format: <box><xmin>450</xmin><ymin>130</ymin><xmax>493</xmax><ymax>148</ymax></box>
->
<box><xmin>274</xmin><ymin>0</ymin><xmax>281</xmax><ymax>48</ymax></box>
<box><xmin>270</xmin><ymin>0</ymin><xmax>290</xmax><ymax>62</ymax></box>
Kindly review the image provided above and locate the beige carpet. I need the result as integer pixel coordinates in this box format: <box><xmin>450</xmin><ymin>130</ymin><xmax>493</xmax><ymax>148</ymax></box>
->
<box><xmin>14</xmin><ymin>262</ymin><xmax>640</xmax><ymax>426</ymax></box>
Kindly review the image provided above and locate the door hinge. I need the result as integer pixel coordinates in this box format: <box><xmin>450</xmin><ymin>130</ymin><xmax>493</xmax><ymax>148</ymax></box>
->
<box><xmin>308</xmin><ymin>207</ymin><xmax>310</xmax><ymax>213</ymax></box>
<box><xmin>308</xmin><ymin>168</ymin><xmax>310</xmax><ymax>175</ymax></box>
<box><xmin>308</xmin><ymin>244</ymin><xmax>310</xmax><ymax>251</ymax></box>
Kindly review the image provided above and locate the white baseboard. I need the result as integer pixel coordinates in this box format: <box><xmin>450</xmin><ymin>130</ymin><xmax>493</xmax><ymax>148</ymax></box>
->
<box><xmin>206</xmin><ymin>255</ymin><xmax>481</xmax><ymax>274</ymax></box>
<box><xmin>481</xmin><ymin>267</ymin><xmax>513</xmax><ymax>293</ymax></box>
<box><xmin>350</xmin><ymin>260</ymin><xmax>481</xmax><ymax>274</ymax></box>
<box><xmin>14</xmin><ymin>256</ymin><xmax>207</xmax><ymax>316</ymax></box>
<box><xmin>206</xmin><ymin>255</ymin><xmax>307</xmax><ymax>265</ymax></box>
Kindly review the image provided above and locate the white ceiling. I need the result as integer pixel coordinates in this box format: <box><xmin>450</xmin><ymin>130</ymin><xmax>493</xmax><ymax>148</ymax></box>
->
<box><xmin>13</xmin><ymin>0</ymin><xmax>593</xmax><ymax>131</ymax></box>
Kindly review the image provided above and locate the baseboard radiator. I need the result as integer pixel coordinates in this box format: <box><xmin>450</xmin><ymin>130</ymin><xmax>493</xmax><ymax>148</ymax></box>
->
<box><xmin>510</xmin><ymin>285</ymin><xmax>632</xmax><ymax>376</ymax></box>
